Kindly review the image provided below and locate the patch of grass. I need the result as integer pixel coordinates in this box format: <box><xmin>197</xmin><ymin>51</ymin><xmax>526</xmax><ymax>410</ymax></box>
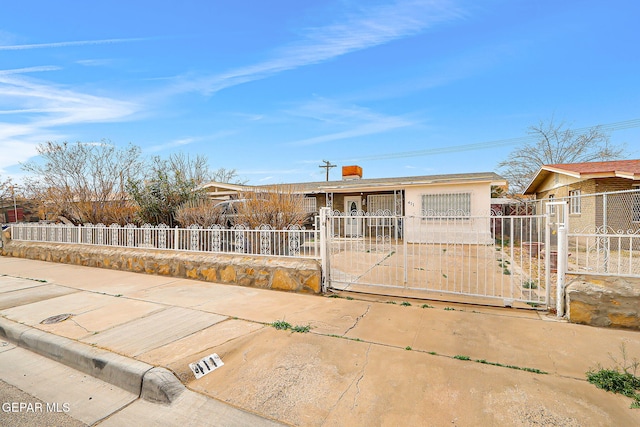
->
<box><xmin>503</xmin><ymin>268</ymin><xmax>511</xmax><ymax>275</ymax></box>
<box><xmin>400</xmin><ymin>301</ymin><xmax>411</xmax><ymax>307</ymax></box>
<box><xmin>444</xmin><ymin>307</ymin><xmax>455</xmax><ymax>311</ymax></box>
<box><xmin>114</xmin><ymin>294</ymin><xmax>122</xmax><ymax>297</ymax></box>
<box><xmin>327</xmin><ymin>334</ymin><xmax>362</xmax><ymax>342</ymax></box>
<box><xmin>478</xmin><ymin>359</ymin><xmax>547</xmax><ymax>374</ymax></box>
<box><xmin>421</xmin><ymin>304</ymin><xmax>434</xmax><ymax>309</ymax></box>
<box><xmin>405</xmin><ymin>346</ymin><xmax>412</xmax><ymax>351</ymax></box>
<box><xmin>291</xmin><ymin>324</ymin><xmax>311</xmax><ymax>333</ymax></box>
<box><xmin>271</xmin><ymin>320</ymin><xmax>292</xmax><ymax>330</ymax></box>
<box><xmin>346</xmin><ymin>296</ymin><xmax>354</xmax><ymax>300</ymax></box>
<box><xmin>526</xmin><ymin>302</ymin><xmax>540</xmax><ymax>308</ymax></box>
<box><xmin>428</xmin><ymin>351</ymin><xmax>437</xmax><ymax>355</ymax></box>
<box><xmin>442</xmin><ymin>273</ymin><xmax>448</xmax><ymax>278</ymax></box>
<box><xmin>455</xmin><ymin>356</ymin><xmax>549</xmax><ymax>375</ymax></box>
<box><xmin>327</xmin><ymin>294</ymin><xmax>341</xmax><ymax>298</ymax></box>
<box><xmin>587</xmin><ymin>343</ymin><xmax>640</xmax><ymax>408</ymax></box>
<box><xmin>523</xmin><ymin>280</ymin><xmax>538</xmax><ymax>289</ymax></box>
<box><xmin>271</xmin><ymin>321</ymin><xmax>312</xmax><ymax>333</ymax></box>
<box><xmin>386</xmin><ymin>301</ymin><xmax>397</xmax><ymax>305</ymax></box>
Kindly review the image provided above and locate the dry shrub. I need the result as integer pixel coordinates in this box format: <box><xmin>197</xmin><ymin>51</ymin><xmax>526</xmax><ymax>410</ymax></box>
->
<box><xmin>175</xmin><ymin>198</ymin><xmax>223</xmax><ymax>227</ymax></box>
<box><xmin>237</xmin><ymin>185</ymin><xmax>308</xmax><ymax>229</ymax></box>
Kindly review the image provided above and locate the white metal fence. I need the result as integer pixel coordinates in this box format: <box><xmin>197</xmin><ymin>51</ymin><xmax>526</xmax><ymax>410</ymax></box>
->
<box><xmin>323</xmin><ymin>210</ymin><xmax>550</xmax><ymax>306</ymax></box>
<box><xmin>10</xmin><ymin>223</ymin><xmax>320</xmax><ymax>259</ymax></box>
<box><xmin>533</xmin><ymin>189</ymin><xmax>640</xmax><ymax>278</ymax></box>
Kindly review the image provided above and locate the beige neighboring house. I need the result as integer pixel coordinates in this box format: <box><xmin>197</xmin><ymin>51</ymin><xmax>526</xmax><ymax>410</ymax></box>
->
<box><xmin>201</xmin><ymin>166</ymin><xmax>506</xmax><ymax>243</ymax></box>
<box><xmin>523</xmin><ymin>159</ymin><xmax>640</xmax><ymax>232</ymax></box>
<box><xmin>196</xmin><ymin>182</ymin><xmax>252</xmax><ymax>204</ymax></box>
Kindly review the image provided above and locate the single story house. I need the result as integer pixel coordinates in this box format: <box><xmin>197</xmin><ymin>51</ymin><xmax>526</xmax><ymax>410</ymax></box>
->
<box><xmin>201</xmin><ymin>166</ymin><xmax>506</xmax><ymax>244</ymax></box>
<box><xmin>523</xmin><ymin>159</ymin><xmax>640</xmax><ymax>232</ymax></box>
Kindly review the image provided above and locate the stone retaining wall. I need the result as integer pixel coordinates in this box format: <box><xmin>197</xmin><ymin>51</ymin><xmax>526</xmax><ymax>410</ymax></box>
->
<box><xmin>566</xmin><ymin>275</ymin><xmax>640</xmax><ymax>330</ymax></box>
<box><xmin>1</xmin><ymin>234</ymin><xmax>322</xmax><ymax>294</ymax></box>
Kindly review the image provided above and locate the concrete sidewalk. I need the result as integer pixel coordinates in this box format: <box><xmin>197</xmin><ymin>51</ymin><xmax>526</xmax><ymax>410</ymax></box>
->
<box><xmin>1</xmin><ymin>256</ymin><xmax>639</xmax><ymax>426</ymax></box>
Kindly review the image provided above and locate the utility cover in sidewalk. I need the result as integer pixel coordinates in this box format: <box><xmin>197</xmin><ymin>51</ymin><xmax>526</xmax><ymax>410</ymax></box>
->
<box><xmin>41</xmin><ymin>313</ymin><xmax>73</xmax><ymax>324</ymax></box>
<box><xmin>189</xmin><ymin>353</ymin><xmax>224</xmax><ymax>379</ymax></box>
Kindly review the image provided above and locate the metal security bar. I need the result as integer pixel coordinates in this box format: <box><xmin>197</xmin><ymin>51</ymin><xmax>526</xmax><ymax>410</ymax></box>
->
<box><xmin>326</xmin><ymin>211</ymin><xmax>549</xmax><ymax>306</ymax></box>
<box><xmin>10</xmin><ymin>223</ymin><xmax>320</xmax><ymax>259</ymax></box>
<box><xmin>558</xmin><ymin>189</ymin><xmax>640</xmax><ymax>277</ymax></box>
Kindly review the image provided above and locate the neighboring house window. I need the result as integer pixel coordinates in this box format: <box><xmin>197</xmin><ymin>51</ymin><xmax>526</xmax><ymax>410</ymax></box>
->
<box><xmin>633</xmin><ymin>188</ymin><xmax>640</xmax><ymax>223</ymax></box>
<box><xmin>547</xmin><ymin>194</ymin><xmax>556</xmax><ymax>214</ymax></box>
<box><xmin>569</xmin><ymin>190</ymin><xmax>581</xmax><ymax>214</ymax></box>
<box><xmin>421</xmin><ymin>193</ymin><xmax>471</xmax><ymax>217</ymax></box>
<box><xmin>303</xmin><ymin>196</ymin><xmax>317</xmax><ymax>213</ymax></box>
<box><xmin>367</xmin><ymin>194</ymin><xmax>395</xmax><ymax>214</ymax></box>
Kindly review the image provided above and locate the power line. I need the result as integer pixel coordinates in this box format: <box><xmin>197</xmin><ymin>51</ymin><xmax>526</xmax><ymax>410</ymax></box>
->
<box><xmin>341</xmin><ymin>118</ymin><xmax>640</xmax><ymax>162</ymax></box>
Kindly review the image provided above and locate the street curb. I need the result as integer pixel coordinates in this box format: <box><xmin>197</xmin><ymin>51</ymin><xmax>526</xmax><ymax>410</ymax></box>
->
<box><xmin>0</xmin><ymin>316</ymin><xmax>185</xmax><ymax>404</ymax></box>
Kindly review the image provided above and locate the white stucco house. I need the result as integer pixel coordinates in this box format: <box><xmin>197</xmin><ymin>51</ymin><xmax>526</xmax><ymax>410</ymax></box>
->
<box><xmin>200</xmin><ymin>166</ymin><xmax>506</xmax><ymax>244</ymax></box>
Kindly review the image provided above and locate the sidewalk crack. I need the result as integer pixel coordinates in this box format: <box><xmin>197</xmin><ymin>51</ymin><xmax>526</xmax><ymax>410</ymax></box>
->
<box><xmin>343</xmin><ymin>305</ymin><xmax>370</xmax><ymax>336</ymax></box>
<box><xmin>322</xmin><ymin>343</ymin><xmax>371</xmax><ymax>425</ymax></box>
<box><xmin>351</xmin><ymin>343</ymin><xmax>371</xmax><ymax>409</ymax></box>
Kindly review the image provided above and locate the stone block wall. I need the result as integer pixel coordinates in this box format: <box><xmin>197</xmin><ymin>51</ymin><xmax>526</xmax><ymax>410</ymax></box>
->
<box><xmin>566</xmin><ymin>275</ymin><xmax>640</xmax><ymax>330</ymax></box>
<box><xmin>1</xmin><ymin>237</ymin><xmax>322</xmax><ymax>294</ymax></box>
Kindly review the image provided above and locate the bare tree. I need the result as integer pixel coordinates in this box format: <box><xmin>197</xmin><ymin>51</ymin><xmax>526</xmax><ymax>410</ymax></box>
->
<box><xmin>127</xmin><ymin>153</ymin><xmax>246</xmax><ymax>226</ymax></box>
<box><xmin>211</xmin><ymin>167</ymin><xmax>247</xmax><ymax>185</ymax></box>
<box><xmin>22</xmin><ymin>141</ymin><xmax>142</xmax><ymax>224</ymax></box>
<box><xmin>0</xmin><ymin>175</ymin><xmax>13</xmax><ymax>202</ymax></box>
<box><xmin>498</xmin><ymin>119</ymin><xmax>626</xmax><ymax>193</ymax></box>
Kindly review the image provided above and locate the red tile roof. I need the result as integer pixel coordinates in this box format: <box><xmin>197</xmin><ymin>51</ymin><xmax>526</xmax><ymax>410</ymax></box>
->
<box><xmin>545</xmin><ymin>159</ymin><xmax>640</xmax><ymax>175</ymax></box>
<box><xmin>523</xmin><ymin>159</ymin><xmax>640</xmax><ymax>194</ymax></box>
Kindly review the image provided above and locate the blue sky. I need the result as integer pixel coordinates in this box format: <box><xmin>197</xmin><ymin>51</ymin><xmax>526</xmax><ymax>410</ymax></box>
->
<box><xmin>2</xmin><ymin>0</ymin><xmax>639</xmax><ymax>185</ymax></box>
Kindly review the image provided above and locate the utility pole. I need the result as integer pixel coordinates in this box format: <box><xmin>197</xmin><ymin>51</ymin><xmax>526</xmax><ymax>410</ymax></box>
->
<box><xmin>319</xmin><ymin>160</ymin><xmax>336</xmax><ymax>182</ymax></box>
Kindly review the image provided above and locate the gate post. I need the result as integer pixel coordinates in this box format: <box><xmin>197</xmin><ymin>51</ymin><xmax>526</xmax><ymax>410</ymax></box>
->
<box><xmin>319</xmin><ymin>207</ymin><xmax>331</xmax><ymax>293</ymax></box>
<box><xmin>547</xmin><ymin>201</ymin><xmax>568</xmax><ymax>317</ymax></box>
<box><xmin>556</xmin><ymin>202</ymin><xmax>569</xmax><ymax>317</ymax></box>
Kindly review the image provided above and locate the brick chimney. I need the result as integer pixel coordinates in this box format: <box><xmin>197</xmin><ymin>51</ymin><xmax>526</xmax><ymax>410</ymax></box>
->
<box><xmin>342</xmin><ymin>165</ymin><xmax>363</xmax><ymax>180</ymax></box>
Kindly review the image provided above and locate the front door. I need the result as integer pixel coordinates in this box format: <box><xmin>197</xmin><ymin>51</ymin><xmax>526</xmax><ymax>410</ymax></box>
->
<box><xmin>344</xmin><ymin>196</ymin><xmax>362</xmax><ymax>237</ymax></box>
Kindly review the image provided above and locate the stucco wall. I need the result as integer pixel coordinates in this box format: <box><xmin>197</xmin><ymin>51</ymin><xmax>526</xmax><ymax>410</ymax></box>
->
<box><xmin>1</xmin><ymin>236</ymin><xmax>322</xmax><ymax>294</ymax></box>
<box><xmin>404</xmin><ymin>182</ymin><xmax>493</xmax><ymax>243</ymax></box>
<box><xmin>566</xmin><ymin>275</ymin><xmax>640</xmax><ymax>330</ymax></box>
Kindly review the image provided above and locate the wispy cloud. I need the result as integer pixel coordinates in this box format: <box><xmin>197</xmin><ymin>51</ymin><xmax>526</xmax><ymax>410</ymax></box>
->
<box><xmin>0</xmin><ymin>66</ymin><xmax>62</xmax><ymax>76</ymax></box>
<box><xmin>76</xmin><ymin>58</ymin><xmax>116</xmax><ymax>67</ymax></box>
<box><xmin>238</xmin><ymin>168</ymin><xmax>305</xmax><ymax>175</ymax></box>
<box><xmin>285</xmin><ymin>98</ymin><xmax>417</xmax><ymax>146</ymax></box>
<box><xmin>171</xmin><ymin>0</ymin><xmax>464</xmax><ymax>95</ymax></box>
<box><xmin>0</xmin><ymin>74</ymin><xmax>141</xmax><ymax>170</ymax></box>
<box><xmin>290</xmin><ymin>118</ymin><xmax>413</xmax><ymax>146</ymax></box>
<box><xmin>0</xmin><ymin>37</ymin><xmax>150</xmax><ymax>51</ymax></box>
<box><xmin>145</xmin><ymin>131</ymin><xmax>237</xmax><ymax>153</ymax></box>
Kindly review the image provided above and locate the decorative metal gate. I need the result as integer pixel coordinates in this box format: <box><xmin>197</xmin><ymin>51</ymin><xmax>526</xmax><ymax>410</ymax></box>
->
<box><xmin>321</xmin><ymin>208</ymin><xmax>551</xmax><ymax>307</ymax></box>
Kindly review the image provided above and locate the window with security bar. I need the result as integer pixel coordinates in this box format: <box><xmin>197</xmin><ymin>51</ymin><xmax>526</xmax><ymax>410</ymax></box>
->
<box><xmin>421</xmin><ymin>193</ymin><xmax>471</xmax><ymax>217</ymax></box>
<box><xmin>633</xmin><ymin>191</ymin><xmax>640</xmax><ymax>223</ymax></box>
<box><xmin>303</xmin><ymin>196</ymin><xmax>317</xmax><ymax>213</ymax></box>
<box><xmin>367</xmin><ymin>194</ymin><xmax>395</xmax><ymax>214</ymax></box>
<box><xmin>569</xmin><ymin>190</ymin><xmax>581</xmax><ymax>214</ymax></box>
